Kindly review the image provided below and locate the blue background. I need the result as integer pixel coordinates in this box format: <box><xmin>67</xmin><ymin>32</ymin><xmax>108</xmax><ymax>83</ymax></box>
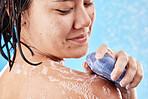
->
<box><xmin>0</xmin><ymin>0</ymin><xmax>148</xmax><ymax>98</ymax></box>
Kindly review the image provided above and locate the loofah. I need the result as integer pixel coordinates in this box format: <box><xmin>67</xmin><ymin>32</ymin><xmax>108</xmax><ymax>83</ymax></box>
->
<box><xmin>86</xmin><ymin>52</ymin><xmax>126</xmax><ymax>85</ymax></box>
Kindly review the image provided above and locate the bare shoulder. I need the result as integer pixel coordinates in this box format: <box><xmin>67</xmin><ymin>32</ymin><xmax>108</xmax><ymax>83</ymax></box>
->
<box><xmin>83</xmin><ymin>74</ymin><xmax>122</xmax><ymax>99</ymax></box>
<box><xmin>38</xmin><ymin>62</ymin><xmax>122</xmax><ymax>99</ymax></box>
<box><xmin>0</xmin><ymin>62</ymin><xmax>122</xmax><ymax>99</ymax></box>
<box><xmin>55</xmin><ymin>67</ymin><xmax>122</xmax><ymax>99</ymax></box>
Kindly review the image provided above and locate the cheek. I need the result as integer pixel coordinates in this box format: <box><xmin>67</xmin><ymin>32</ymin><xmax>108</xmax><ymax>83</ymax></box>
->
<box><xmin>86</xmin><ymin>3</ymin><xmax>96</xmax><ymax>24</ymax></box>
<box><xmin>41</xmin><ymin>17</ymin><xmax>73</xmax><ymax>48</ymax></box>
<box><xmin>46</xmin><ymin>15</ymin><xmax>74</xmax><ymax>44</ymax></box>
<box><xmin>55</xmin><ymin>16</ymin><xmax>74</xmax><ymax>34</ymax></box>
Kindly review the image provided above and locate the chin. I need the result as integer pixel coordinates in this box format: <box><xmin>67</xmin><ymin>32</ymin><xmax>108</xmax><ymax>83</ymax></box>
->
<box><xmin>75</xmin><ymin>51</ymin><xmax>88</xmax><ymax>58</ymax></box>
<box><xmin>68</xmin><ymin>48</ymin><xmax>89</xmax><ymax>58</ymax></box>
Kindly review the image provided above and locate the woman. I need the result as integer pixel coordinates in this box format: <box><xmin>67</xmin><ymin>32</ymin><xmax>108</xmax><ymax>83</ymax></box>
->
<box><xmin>0</xmin><ymin>0</ymin><xmax>143</xmax><ymax>98</ymax></box>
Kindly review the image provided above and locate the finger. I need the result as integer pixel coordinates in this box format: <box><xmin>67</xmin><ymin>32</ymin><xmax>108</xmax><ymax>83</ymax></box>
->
<box><xmin>81</xmin><ymin>62</ymin><xmax>93</xmax><ymax>74</ymax></box>
<box><xmin>120</xmin><ymin>57</ymin><xmax>137</xmax><ymax>87</ymax></box>
<box><xmin>111</xmin><ymin>50</ymin><xmax>128</xmax><ymax>81</ymax></box>
<box><xmin>95</xmin><ymin>44</ymin><xmax>116</xmax><ymax>60</ymax></box>
<box><xmin>127</xmin><ymin>61</ymin><xmax>143</xmax><ymax>90</ymax></box>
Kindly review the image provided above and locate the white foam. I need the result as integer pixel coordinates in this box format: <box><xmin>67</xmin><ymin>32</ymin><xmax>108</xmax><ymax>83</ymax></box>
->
<box><xmin>58</xmin><ymin>74</ymin><xmax>75</xmax><ymax>80</ymax></box>
<box><xmin>48</xmin><ymin>76</ymin><xmax>60</xmax><ymax>82</ymax></box>
<box><xmin>49</xmin><ymin>60</ymin><xmax>56</xmax><ymax>67</ymax></box>
<box><xmin>48</xmin><ymin>59</ymin><xmax>65</xmax><ymax>67</ymax></box>
<box><xmin>55</xmin><ymin>60</ymin><xmax>65</xmax><ymax>66</ymax></box>
<box><xmin>49</xmin><ymin>66</ymin><xmax>70</xmax><ymax>75</ymax></box>
<box><xmin>40</xmin><ymin>89</ymin><xmax>46</xmax><ymax>99</ymax></box>
<box><xmin>62</xmin><ymin>90</ymin><xmax>66</xmax><ymax>95</ymax></box>
<box><xmin>60</xmin><ymin>81</ymin><xmax>98</xmax><ymax>99</ymax></box>
<box><xmin>42</xmin><ymin>66</ymin><xmax>48</xmax><ymax>75</ymax></box>
<box><xmin>58</xmin><ymin>73</ymin><xmax>85</xmax><ymax>82</ymax></box>
<box><xmin>14</xmin><ymin>64</ymin><xmax>21</xmax><ymax>74</ymax></box>
<box><xmin>27</xmin><ymin>96</ymin><xmax>32</xmax><ymax>99</ymax></box>
<box><xmin>23</xmin><ymin>68</ymin><xmax>28</xmax><ymax>75</ymax></box>
<box><xmin>31</xmin><ymin>66</ymin><xmax>37</xmax><ymax>71</ymax></box>
<box><xmin>69</xmin><ymin>69</ymin><xmax>89</xmax><ymax>80</ymax></box>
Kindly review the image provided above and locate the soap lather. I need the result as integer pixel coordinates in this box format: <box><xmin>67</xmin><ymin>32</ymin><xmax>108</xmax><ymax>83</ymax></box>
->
<box><xmin>86</xmin><ymin>52</ymin><xmax>126</xmax><ymax>85</ymax></box>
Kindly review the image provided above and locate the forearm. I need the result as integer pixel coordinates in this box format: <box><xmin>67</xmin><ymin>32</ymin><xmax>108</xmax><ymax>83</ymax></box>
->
<box><xmin>116</xmin><ymin>85</ymin><xmax>138</xmax><ymax>99</ymax></box>
<box><xmin>128</xmin><ymin>88</ymin><xmax>138</xmax><ymax>99</ymax></box>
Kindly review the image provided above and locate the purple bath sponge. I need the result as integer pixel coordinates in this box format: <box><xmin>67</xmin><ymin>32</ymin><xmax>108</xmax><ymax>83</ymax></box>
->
<box><xmin>86</xmin><ymin>52</ymin><xmax>126</xmax><ymax>85</ymax></box>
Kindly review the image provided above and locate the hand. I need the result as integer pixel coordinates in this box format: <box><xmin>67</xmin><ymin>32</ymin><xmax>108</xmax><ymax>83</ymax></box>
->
<box><xmin>82</xmin><ymin>44</ymin><xmax>143</xmax><ymax>90</ymax></box>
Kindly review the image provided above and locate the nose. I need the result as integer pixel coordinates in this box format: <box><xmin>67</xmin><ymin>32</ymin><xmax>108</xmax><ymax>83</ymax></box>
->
<box><xmin>74</xmin><ymin>7</ymin><xmax>91</xmax><ymax>29</ymax></box>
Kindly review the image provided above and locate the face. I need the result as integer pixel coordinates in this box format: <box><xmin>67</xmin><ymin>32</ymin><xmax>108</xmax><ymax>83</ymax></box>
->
<box><xmin>21</xmin><ymin>0</ymin><xmax>96</xmax><ymax>59</ymax></box>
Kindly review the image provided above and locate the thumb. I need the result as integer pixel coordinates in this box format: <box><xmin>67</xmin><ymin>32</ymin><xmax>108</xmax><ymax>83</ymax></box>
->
<box><xmin>81</xmin><ymin>62</ymin><xmax>93</xmax><ymax>74</ymax></box>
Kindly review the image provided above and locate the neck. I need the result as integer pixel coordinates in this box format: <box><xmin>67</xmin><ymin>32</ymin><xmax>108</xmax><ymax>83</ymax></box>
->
<box><xmin>15</xmin><ymin>41</ymin><xmax>65</xmax><ymax>66</ymax></box>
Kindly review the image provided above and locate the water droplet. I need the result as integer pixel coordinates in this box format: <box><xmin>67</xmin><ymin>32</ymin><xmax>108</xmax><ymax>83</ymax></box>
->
<box><xmin>42</xmin><ymin>66</ymin><xmax>48</xmax><ymax>75</ymax></box>
<box><xmin>48</xmin><ymin>76</ymin><xmax>60</xmax><ymax>82</ymax></box>
<box><xmin>103</xmin><ymin>86</ymin><xmax>111</xmax><ymax>96</ymax></box>
<box><xmin>14</xmin><ymin>64</ymin><xmax>21</xmax><ymax>74</ymax></box>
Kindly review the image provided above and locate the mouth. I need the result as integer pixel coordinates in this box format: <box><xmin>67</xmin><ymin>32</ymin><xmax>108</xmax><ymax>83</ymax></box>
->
<box><xmin>66</xmin><ymin>34</ymin><xmax>88</xmax><ymax>44</ymax></box>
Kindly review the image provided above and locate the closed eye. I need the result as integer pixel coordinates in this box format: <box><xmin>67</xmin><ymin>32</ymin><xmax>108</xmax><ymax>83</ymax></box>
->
<box><xmin>56</xmin><ymin>8</ymin><xmax>73</xmax><ymax>14</ymax></box>
<box><xmin>84</xmin><ymin>2</ymin><xmax>93</xmax><ymax>7</ymax></box>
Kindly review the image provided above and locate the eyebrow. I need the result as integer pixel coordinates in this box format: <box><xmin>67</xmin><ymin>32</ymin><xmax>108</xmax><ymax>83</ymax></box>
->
<box><xmin>54</xmin><ymin>0</ymin><xmax>74</xmax><ymax>2</ymax></box>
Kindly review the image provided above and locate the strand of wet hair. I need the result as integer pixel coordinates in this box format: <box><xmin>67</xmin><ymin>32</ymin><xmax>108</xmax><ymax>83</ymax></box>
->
<box><xmin>12</xmin><ymin>0</ymin><xmax>42</xmax><ymax>71</ymax></box>
<box><xmin>0</xmin><ymin>0</ymin><xmax>42</xmax><ymax>71</ymax></box>
<box><xmin>0</xmin><ymin>0</ymin><xmax>10</xmax><ymax>61</ymax></box>
<box><xmin>10</xmin><ymin>0</ymin><xmax>17</xmax><ymax>70</ymax></box>
<box><xmin>0</xmin><ymin>0</ymin><xmax>15</xmax><ymax>70</ymax></box>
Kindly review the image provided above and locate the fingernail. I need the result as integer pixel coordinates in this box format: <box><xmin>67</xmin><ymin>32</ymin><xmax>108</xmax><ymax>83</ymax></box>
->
<box><xmin>96</xmin><ymin>53</ymin><xmax>102</xmax><ymax>59</ymax></box>
<box><xmin>120</xmin><ymin>81</ymin><xmax>126</xmax><ymax>87</ymax></box>
<box><xmin>82</xmin><ymin>63</ymin><xmax>86</xmax><ymax>68</ymax></box>
<box><xmin>83</xmin><ymin>62</ymin><xmax>87</xmax><ymax>67</ymax></box>
<box><xmin>81</xmin><ymin>63</ymin><xmax>85</xmax><ymax>67</ymax></box>
<box><xmin>111</xmin><ymin>74</ymin><xmax>118</xmax><ymax>81</ymax></box>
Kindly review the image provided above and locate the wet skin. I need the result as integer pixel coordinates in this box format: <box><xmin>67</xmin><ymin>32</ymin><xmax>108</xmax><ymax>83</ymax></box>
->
<box><xmin>0</xmin><ymin>0</ymin><xmax>141</xmax><ymax>98</ymax></box>
<box><xmin>0</xmin><ymin>50</ymin><xmax>122</xmax><ymax>99</ymax></box>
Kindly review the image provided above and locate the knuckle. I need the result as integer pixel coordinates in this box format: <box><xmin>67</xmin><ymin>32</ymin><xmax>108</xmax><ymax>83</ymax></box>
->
<box><xmin>131</xmin><ymin>83</ymin><xmax>138</xmax><ymax>88</ymax></box>
<box><xmin>129</xmin><ymin>63</ymin><xmax>137</xmax><ymax>71</ymax></box>
<box><xmin>119</xmin><ymin>50</ymin><xmax>127</xmax><ymax>56</ymax></box>
<box><xmin>140</xmin><ymin>75</ymin><xmax>143</xmax><ymax>80</ymax></box>
<box><xmin>137</xmin><ymin>61</ymin><xmax>143</xmax><ymax>70</ymax></box>
<box><xmin>115</xmin><ymin>69</ymin><xmax>124</xmax><ymax>77</ymax></box>
<box><xmin>122</xmin><ymin>78</ymin><xmax>132</xmax><ymax>86</ymax></box>
<box><xmin>137</xmin><ymin>72</ymin><xmax>143</xmax><ymax>80</ymax></box>
<box><xmin>100</xmin><ymin>44</ymin><xmax>108</xmax><ymax>49</ymax></box>
<box><xmin>118</xmin><ymin>51</ymin><xmax>128</xmax><ymax>61</ymax></box>
<box><xmin>137</xmin><ymin>61</ymin><xmax>142</xmax><ymax>67</ymax></box>
<box><xmin>129</xmin><ymin>57</ymin><xmax>137</xmax><ymax>65</ymax></box>
<box><xmin>137</xmin><ymin>61</ymin><xmax>144</xmax><ymax>76</ymax></box>
<box><xmin>121</xmin><ymin>55</ymin><xmax>128</xmax><ymax>62</ymax></box>
<box><xmin>122</xmin><ymin>77</ymin><xmax>129</xmax><ymax>83</ymax></box>
<box><xmin>101</xmin><ymin>44</ymin><xmax>108</xmax><ymax>47</ymax></box>
<box><xmin>125</xmin><ymin>75</ymin><xmax>133</xmax><ymax>83</ymax></box>
<box><xmin>132</xmin><ymin>78</ymin><xmax>141</xmax><ymax>87</ymax></box>
<box><xmin>122</xmin><ymin>72</ymin><xmax>135</xmax><ymax>84</ymax></box>
<box><xmin>128</xmin><ymin>57</ymin><xmax>137</xmax><ymax>70</ymax></box>
<box><xmin>128</xmin><ymin>56</ymin><xmax>135</xmax><ymax>61</ymax></box>
<box><xmin>130</xmin><ymin>76</ymin><xmax>142</xmax><ymax>88</ymax></box>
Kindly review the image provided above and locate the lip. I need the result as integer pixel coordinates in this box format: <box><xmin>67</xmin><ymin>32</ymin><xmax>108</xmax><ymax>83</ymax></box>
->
<box><xmin>66</xmin><ymin>34</ymin><xmax>88</xmax><ymax>44</ymax></box>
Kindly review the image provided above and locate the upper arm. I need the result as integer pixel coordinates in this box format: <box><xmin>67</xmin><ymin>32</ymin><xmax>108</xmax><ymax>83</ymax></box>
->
<box><xmin>90</xmin><ymin>76</ymin><xmax>122</xmax><ymax>99</ymax></box>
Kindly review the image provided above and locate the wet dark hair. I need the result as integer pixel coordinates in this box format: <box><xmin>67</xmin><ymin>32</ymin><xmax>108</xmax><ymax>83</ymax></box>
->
<box><xmin>0</xmin><ymin>0</ymin><xmax>41</xmax><ymax>71</ymax></box>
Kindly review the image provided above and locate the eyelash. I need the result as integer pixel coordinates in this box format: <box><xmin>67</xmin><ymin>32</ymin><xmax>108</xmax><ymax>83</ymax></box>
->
<box><xmin>56</xmin><ymin>8</ymin><xmax>73</xmax><ymax>14</ymax></box>
<box><xmin>57</xmin><ymin>2</ymin><xmax>93</xmax><ymax>14</ymax></box>
<box><xmin>84</xmin><ymin>2</ymin><xmax>93</xmax><ymax>7</ymax></box>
